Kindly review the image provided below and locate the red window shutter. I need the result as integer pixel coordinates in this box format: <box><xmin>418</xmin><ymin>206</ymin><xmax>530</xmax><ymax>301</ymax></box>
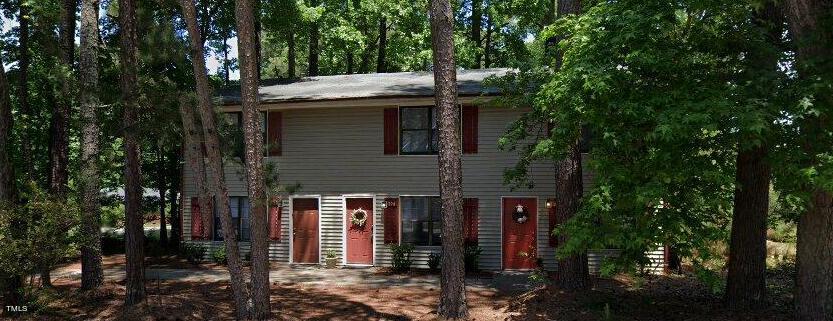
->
<box><xmin>383</xmin><ymin>198</ymin><xmax>399</xmax><ymax>244</ymax></box>
<box><xmin>548</xmin><ymin>198</ymin><xmax>557</xmax><ymax>247</ymax></box>
<box><xmin>463</xmin><ymin>198</ymin><xmax>479</xmax><ymax>245</ymax></box>
<box><xmin>269</xmin><ymin>205</ymin><xmax>281</xmax><ymax>240</ymax></box>
<box><xmin>267</xmin><ymin>111</ymin><xmax>282</xmax><ymax>156</ymax></box>
<box><xmin>383</xmin><ymin>108</ymin><xmax>399</xmax><ymax>155</ymax></box>
<box><xmin>190</xmin><ymin>197</ymin><xmax>203</xmax><ymax>240</ymax></box>
<box><xmin>462</xmin><ymin>106</ymin><xmax>478</xmax><ymax>154</ymax></box>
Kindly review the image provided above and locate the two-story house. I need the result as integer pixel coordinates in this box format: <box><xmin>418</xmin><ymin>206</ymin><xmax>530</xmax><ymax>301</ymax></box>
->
<box><xmin>180</xmin><ymin>68</ymin><xmax>665</xmax><ymax>272</ymax></box>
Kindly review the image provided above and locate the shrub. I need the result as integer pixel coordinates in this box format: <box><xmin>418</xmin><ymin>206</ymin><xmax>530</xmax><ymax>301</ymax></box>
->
<box><xmin>180</xmin><ymin>243</ymin><xmax>206</xmax><ymax>265</ymax></box>
<box><xmin>211</xmin><ymin>246</ymin><xmax>228</xmax><ymax>265</ymax></box>
<box><xmin>464</xmin><ymin>245</ymin><xmax>482</xmax><ymax>272</ymax></box>
<box><xmin>389</xmin><ymin>243</ymin><xmax>414</xmax><ymax>273</ymax></box>
<box><xmin>428</xmin><ymin>252</ymin><xmax>441</xmax><ymax>272</ymax></box>
<box><xmin>100</xmin><ymin>231</ymin><xmax>125</xmax><ymax>255</ymax></box>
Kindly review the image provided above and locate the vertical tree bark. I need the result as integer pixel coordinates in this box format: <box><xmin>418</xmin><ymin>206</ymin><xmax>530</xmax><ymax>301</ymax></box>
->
<box><xmin>287</xmin><ymin>30</ymin><xmax>296</xmax><ymax>78</ymax></box>
<box><xmin>724</xmin><ymin>3</ymin><xmax>781</xmax><ymax>309</ymax></box>
<box><xmin>430</xmin><ymin>0</ymin><xmax>468</xmax><ymax>318</ymax></box>
<box><xmin>42</xmin><ymin>0</ymin><xmax>77</xmax><ymax>287</ymax></box>
<box><xmin>235</xmin><ymin>0</ymin><xmax>271</xmax><ymax>318</ymax></box>
<box><xmin>178</xmin><ymin>97</ymin><xmax>212</xmax><ymax>240</ymax></box>
<box><xmin>483</xmin><ymin>18</ymin><xmax>492</xmax><ymax>68</ymax></box>
<box><xmin>470</xmin><ymin>0</ymin><xmax>482</xmax><ymax>68</ymax></box>
<box><xmin>18</xmin><ymin>2</ymin><xmax>31</xmax><ymax>182</ymax></box>
<box><xmin>552</xmin><ymin>0</ymin><xmax>589</xmax><ymax>291</ymax></box>
<box><xmin>168</xmin><ymin>148</ymin><xmax>182</xmax><ymax>249</ymax></box>
<box><xmin>18</xmin><ymin>3</ymin><xmax>34</xmax><ymax>183</ymax></box>
<box><xmin>157</xmin><ymin>145</ymin><xmax>168</xmax><ymax>246</ymax></box>
<box><xmin>0</xmin><ymin>57</ymin><xmax>16</xmax><ymax>203</ymax></box>
<box><xmin>345</xmin><ymin>0</ymin><xmax>354</xmax><ymax>74</ymax></box>
<box><xmin>783</xmin><ymin>1</ymin><xmax>833</xmax><ymax>320</ymax></box>
<box><xmin>79</xmin><ymin>0</ymin><xmax>104</xmax><ymax>291</ymax></box>
<box><xmin>309</xmin><ymin>0</ymin><xmax>320</xmax><ymax>76</ymax></box>
<box><xmin>376</xmin><ymin>17</ymin><xmax>386</xmax><ymax>73</ymax></box>
<box><xmin>179</xmin><ymin>1</ymin><xmax>252</xmax><ymax>318</ymax></box>
<box><xmin>120</xmin><ymin>0</ymin><xmax>145</xmax><ymax>305</ymax></box>
<box><xmin>725</xmin><ymin>145</ymin><xmax>771</xmax><ymax>308</ymax></box>
<box><xmin>223</xmin><ymin>33</ymin><xmax>231</xmax><ymax>86</ymax></box>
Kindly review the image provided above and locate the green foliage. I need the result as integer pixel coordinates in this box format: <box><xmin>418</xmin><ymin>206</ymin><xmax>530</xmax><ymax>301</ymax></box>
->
<box><xmin>389</xmin><ymin>243</ymin><xmax>414</xmax><ymax>273</ymax></box>
<box><xmin>181</xmin><ymin>242</ymin><xmax>207</xmax><ymax>265</ymax></box>
<box><xmin>427</xmin><ymin>251</ymin><xmax>441</xmax><ymax>272</ymax></box>
<box><xmin>0</xmin><ymin>185</ymin><xmax>79</xmax><ymax>296</ymax></box>
<box><xmin>325</xmin><ymin>249</ymin><xmax>337</xmax><ymax>259</ymax></box>
<box><xmin>211</xmin><ymin>246</ymin><xmax>227</xmax><ymax>265</ymax></box>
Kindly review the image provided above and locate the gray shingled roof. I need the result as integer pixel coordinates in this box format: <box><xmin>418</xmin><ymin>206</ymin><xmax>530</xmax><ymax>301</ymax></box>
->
<box><xmin>218</xmin><ymin>68</ymin><xmax>508</xmax><ymax>105</ymax></box>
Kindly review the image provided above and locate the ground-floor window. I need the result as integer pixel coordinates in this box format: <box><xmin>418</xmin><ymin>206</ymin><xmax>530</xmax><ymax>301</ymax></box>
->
<box><xmin>400</xmin><ymin>196</ymin><xmax>442</xmax><ymax>246</ymax></box>
<box><xmin>213</xmin><ymin>196</ymin><xmax>251</xmax><ymax>241</ymax></box>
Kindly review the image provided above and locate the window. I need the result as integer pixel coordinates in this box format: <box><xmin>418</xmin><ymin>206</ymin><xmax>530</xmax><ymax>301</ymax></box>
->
<box><xmin>213</xmin><ymin>196</ymin><xmax>251</xmax><ymax>241</ymax></box>
<box><xmin>400</xmin><ymin>196</ymin><xmax>442</xmax><ymax>246</ymax></box>
<box><xmin>400</xmin><ymin>107</ymin><xmax>438</xmax><ymax>154</ymax></box>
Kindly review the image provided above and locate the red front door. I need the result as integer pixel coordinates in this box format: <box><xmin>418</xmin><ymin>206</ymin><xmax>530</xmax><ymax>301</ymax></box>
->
<box><xmin>345</xmin><ymin>198</ymin><xmax>374</xmax><ymax>265</ymax></box>
<box><xmin>503</xmin><ymin>198</ymin><xmax>538</xmax><ymax>269</ymax></box>
<box><xmin>292</xmin><ymin>198</ymin><xmax>319</xmax><ymax>264</ymax></box>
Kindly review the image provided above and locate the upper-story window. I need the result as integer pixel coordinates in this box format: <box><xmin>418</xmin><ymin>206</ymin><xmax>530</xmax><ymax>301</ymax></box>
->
<box><xmin>400</xmin><ymin>107</ymin><xmax>439</xmax><ymax>155</ymax></box>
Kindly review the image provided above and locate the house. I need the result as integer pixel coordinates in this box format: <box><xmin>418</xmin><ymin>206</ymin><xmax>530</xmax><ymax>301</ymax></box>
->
<box><xmin>181</xmin><ymin>68</ymin><xmax>665</xmax><ymax>272</ymax></box>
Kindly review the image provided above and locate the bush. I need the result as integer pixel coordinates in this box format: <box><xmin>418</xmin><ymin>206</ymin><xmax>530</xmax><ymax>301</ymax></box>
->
<box><xmin>389</xmin><ymin>243</ymin><xmax>414</xmax><ymax>273</ymax></box>
<box><xmin>180</xmin><ymin>243</ymin><xmax>206</xmax><ymax>265</ymax></box>
<box><xmin>428</xmin><ymin>252</ymin><xmax>441</xmax><ymax>272</ymax></box>
<box><xmin>464</xmin><ymin>245</ymin><xmax>482</xmax><ymax>272</ymax></box>
<box><xmin>100</xmin><ymin>231</ymin><xmax>125</xmax><ymax>255</ymax></box>
<box><xmin>211</xmin><ymin>246</ymin><xmax>227</xmax><ymax>265</ymax></box>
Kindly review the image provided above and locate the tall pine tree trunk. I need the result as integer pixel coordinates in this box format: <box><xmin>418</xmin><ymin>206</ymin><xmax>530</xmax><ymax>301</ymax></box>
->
<box><xmin>178</xmin><ymin>97</ymin><xmax>211</xmax><ymax>239</ymax></box>
<box><xmin>168</xmin><ymin>148</ymin><xmax>182</xmax><ymax>249</ymax></box>
<box><xmin>0</xmin><ymin>57</ymin><xmax>15</xmax><ymax>203</ymax></box>
<box><xmin>120</xmin><ymin>0</ymin><xmax>145</xmax><ymax>305</ymax></box>
<box><xmin>470</xmin><ymin>0</ymin><xmax>482</xmax><ymax>69</ymax></box>
<box><xmin>308</xmin><ymin>1</ymin><xmax>320</xmax><ymax>77</ymax></box>
<box><xmin>784</xmin><ymin>1</ymin><xmax>833</xmax><ymax>320</ymax></box>
<box><xmin>235</xmin><ymin>0</ymin><xmax>271</xmax><ymax>318</ymax></box>
<box><xmin>79</xmin><ymin>0</ymin><xmax>104</xmax><ymax>291</ymax></box>
<box><xmin>430</xmin><ymin>0</ymin><xmax>468</xmax><ymax>318</ymax></box>
<box><xmin>376</xmin><ymin>17</ymin><xmax>386</xmax><ymax>73</ymax></box>
<box><xmin>483</xmin><ymin>18</ymin><xmax>492</xmax><ymax>68</ymax></box>
<box><xmin>179</xmin><ymin>1</ymin><xmax>252</xmax><ymax>318</ymax></box>
<box><xmin>18</xmin><ymin>4</ymin><xmax>34</xmax><ymax>183</ymax></box>
<box><xmin>157</xmin><ymin>145</ymin><xmax>168</xmax><ymax>246</ymax></box>
<box><xmin>552</xmin><ymin>0</ymin><xmax>589</xmax><ymax>291</ymax></box>
<box><xmin>287</xmin><ymin>30</ymin><xmax>296</xmax><ymax>78</ymax></box>
<box><xmin>724</xmin><ymin>2</ymin><xmax>781</xmax><ymax>309</ymax></box>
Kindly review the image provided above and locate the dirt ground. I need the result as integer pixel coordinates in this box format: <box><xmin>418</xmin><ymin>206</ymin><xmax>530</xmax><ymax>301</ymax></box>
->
<box><xmin>9</xmin><ymin>255</ymin><xmax>796</xmax><ymax>321</ymax></box>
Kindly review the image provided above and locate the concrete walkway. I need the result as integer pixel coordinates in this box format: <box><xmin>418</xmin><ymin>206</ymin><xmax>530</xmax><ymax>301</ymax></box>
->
<box><xmin>55</xmin><ymin>263</ymin><xmax>535</xmax><ymax>293</ymax></box>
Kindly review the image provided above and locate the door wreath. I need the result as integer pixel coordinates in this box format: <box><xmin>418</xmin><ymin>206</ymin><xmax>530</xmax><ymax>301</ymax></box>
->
<box><xmin>350</xmin><ymin>208</ymin><xmax>368</xmax><ymax>227</ymax></box>
<box><xmin>513</xmin><ymin>204</ymin><xmax>529</xmax><ymax>224</ymax></box>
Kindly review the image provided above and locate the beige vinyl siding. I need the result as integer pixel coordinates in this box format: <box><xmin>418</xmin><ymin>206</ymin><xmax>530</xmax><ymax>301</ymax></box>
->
<box><xmin>182</xmin><ymin>103</ymin><xmax>665</xmax><ymax>272</ymax></box>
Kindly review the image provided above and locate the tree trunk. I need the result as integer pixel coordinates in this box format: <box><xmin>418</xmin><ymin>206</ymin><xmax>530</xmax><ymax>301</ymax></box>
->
<box><xmin>725</xmin><ymin>145</ymin><xmax>771</xmax><ymax>309</ymax></box>
<box><xmin>724</xmin><ymin>3</ymin><xmax>781</xmax><ymax>309</ymax></box>
<box><xmin>483</xmin><ymin>18</ymin><xmax>492</xmax><ymax>68</ymax></box>
<box><xmin>223</xmin><ymin>33</ymin><xmax>231</xmax><ymax>86</ymax></box>
<box><xmin>18</xmin><ymin>3</ymin><xmax>34</xmax><ymax>183</ymax></box>
<box><xmin>235</xmin><ymin>0</ymin><xmax>271</xmax><ymax>319</ymax></box>
<box><xmin>308</xmin><ymin>2</ymin><xmax>320</xmax><ymax>77</ymax></box>
<box><xmin>157</xmin><ymin>145</ymin><xmax>168</xmax><ymax>246</ymax></box>
<box><xmin>783</xmin><ymin>0</ymin><xmax>833</xmax><ymax>320</ymax></box>
<box><xmin>178</xmin><ymin>97</ymin><xmax>211</xmax><ymax>239</ymax></box>
<box><xmin>430</xmin><ymin>0</ymin><xmax>468</xmax><ymax>318</ymax></box>
<box><xmin>0</xmin><ymin>55</ymin><xmax>16</xmax><ymax>203</ymax></box>
<box><xmin>287</xmin><ymin>30</ymin><xmax>296</xmax><ymax>78</ymax></box>
<box><xmin>79</xmin><ymin>0</ymin><xmax>104</xmax><ymax>291</ymax></box>
<box><xmin>179</xmin><ymin>0</ymin><xmax>251</xmax><ymax>318</ymax></box>
<box><xmin>470</xmin><ymin>0</ymin><xmax>482</xmax><ymax>69</ymax></box>
<box><xmin>376</xmin><ymin>17</ymin><xmax>387</xmax><ymax>73</ymax></box>
<box><xmin>168</xmin><ymin>148</ymin><xmax>182</xmax><ymax>249</ymax></box>
<box><xmin>551</xmin><ymin>0</ymin><xmax>589</xmax><ymax>291</ymax></box>
<box><xmin>554</xmin><ymin>142</ymin><xmax>590</xmax><ymax>290</ymax></box>
<box><xmin>120</xmin><ymin>0</ymin><xmax>145</xmax><ymax>305</ymax></box>
<box><xmin>18</xmin><ymin>2</ymin><xmax>31</xmax><ymax>183</ymax></box>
